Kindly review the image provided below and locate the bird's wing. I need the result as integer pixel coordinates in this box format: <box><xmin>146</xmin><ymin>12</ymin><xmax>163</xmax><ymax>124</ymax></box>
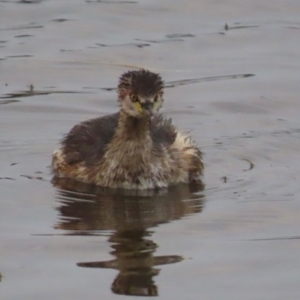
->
<box><xmin>61</xmin><ymin>112</ymin><xmax>119</xmax><ymax>165</ymax></box>
<box><xmin>150</xmin><ymin>114</ymin><xmax>177</xmax><ymax>146</ymax></box>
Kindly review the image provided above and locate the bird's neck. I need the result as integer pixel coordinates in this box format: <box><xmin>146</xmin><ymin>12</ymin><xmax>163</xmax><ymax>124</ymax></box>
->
<box><xmin>115</xmin><ymin>111</ymin><xmax>151</xmax><ymax>141</ymax></box>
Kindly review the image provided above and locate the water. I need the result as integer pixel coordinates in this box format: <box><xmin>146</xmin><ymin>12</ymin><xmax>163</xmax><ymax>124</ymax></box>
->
<box><xmin>1</xmin><ymin>0</ymin><xmax>300</xmax><ymax>299</ymax></box>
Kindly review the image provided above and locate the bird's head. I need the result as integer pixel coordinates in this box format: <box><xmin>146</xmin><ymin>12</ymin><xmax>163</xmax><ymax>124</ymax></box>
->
<box><xmin>117</xmin><ymin>69</ymin><xmax>164</xmax><ymax>118</ymax></box>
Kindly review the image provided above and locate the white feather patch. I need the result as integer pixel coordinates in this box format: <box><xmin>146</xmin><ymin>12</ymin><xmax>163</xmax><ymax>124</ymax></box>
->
<box><xmin>172</xmin><ymin>131</ymin><xmax>198</xmax><ymax>156</ymax></box>
<box><xmin>52</xmin><ymin>149</ymin><xmax>64</xmax><ymax>169</ymax></box>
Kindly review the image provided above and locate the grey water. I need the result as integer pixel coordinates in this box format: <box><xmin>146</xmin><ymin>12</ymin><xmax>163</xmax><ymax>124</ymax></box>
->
<box><xmin>1</xmin><ymin>0</ymin><xmax>300</xmax><ymax>299</ymax></box>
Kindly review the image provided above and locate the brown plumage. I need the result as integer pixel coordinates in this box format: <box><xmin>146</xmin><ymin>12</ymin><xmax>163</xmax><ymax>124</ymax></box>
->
<box><xmin>52</xmin><ymin>69</ymin><xmax>203</xmax><ymax>189</ymax></box>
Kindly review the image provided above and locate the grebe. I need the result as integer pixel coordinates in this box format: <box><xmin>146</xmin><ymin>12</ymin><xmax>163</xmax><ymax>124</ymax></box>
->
<box><xmin>52</xmin><ymin>69</ymin><xmax>203</xmax><ymax>189</ymax></box>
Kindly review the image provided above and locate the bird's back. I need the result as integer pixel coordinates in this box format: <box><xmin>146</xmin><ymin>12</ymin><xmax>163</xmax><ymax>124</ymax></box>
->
<box><xmin>60</xmin><ymin>113</ymin><xmax>177</xmax><ymax>166</ymax></box>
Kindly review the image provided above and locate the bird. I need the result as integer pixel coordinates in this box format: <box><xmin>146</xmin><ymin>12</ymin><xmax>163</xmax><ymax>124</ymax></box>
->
<box><xmin>52</xmin><ymin>69</ymin><xmax>203</xmax><ymax>190</ymax></box>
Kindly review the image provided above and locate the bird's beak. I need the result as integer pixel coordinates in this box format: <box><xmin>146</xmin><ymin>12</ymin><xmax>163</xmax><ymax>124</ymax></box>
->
<box><xmin>142</xmin><ymin>101</ymin><xmax>153</xmax><ymax>117</ymax></box>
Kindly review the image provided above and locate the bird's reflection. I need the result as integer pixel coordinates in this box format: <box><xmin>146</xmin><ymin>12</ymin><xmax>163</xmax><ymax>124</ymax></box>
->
<box><xmin>53</xmin><ymin>178</ymin><xmax>205</xmax><ymax>296</ymax></box>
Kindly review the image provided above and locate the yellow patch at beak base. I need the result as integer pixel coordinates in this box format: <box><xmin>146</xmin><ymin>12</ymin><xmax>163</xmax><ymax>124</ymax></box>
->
<box><xmin>135</xmin><ymin>102</ymin><xmax>143</xmax><ymax>113</ymax></box>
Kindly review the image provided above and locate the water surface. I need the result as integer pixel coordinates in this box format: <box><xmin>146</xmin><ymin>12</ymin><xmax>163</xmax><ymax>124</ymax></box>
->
<box><xmin>1</xmin><ymin>0</ymin><xmax>300</xmax><ymax>299</ymax></box>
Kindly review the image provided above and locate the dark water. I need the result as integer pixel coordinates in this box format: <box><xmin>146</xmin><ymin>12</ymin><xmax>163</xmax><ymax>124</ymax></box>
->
<box><xmin>1</xmin><ymin>0</ymin><xmax>300</xmax><ymax>299</ymax></box>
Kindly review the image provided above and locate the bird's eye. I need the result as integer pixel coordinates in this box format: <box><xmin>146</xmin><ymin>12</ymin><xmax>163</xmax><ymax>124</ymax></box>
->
<box><xmin>130</xmin><ymin>94</ymin><xmax>138</xmax><ymax>102</ymax></box>
<box><xmin>153</xmin><ymin>95</ymin><xmax>158</xmax><ymax>102</ymax></box>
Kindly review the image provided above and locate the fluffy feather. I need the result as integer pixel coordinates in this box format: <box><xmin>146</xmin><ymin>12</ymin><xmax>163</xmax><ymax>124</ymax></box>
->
<box><xmin>52</xmin><ymin>69</ymin><xmax>203</xmax><ymax>189</ymax></box>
